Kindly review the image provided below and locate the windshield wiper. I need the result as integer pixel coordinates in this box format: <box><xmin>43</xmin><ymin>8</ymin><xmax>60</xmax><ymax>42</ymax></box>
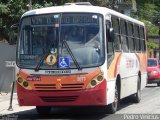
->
<box><xmin>35</xmin><ymin>51</ymin><xmax>49</xmax><ymax>72</ymax></box>
<box><xmin>63</xmin><ymin>40</ymin><xmax>82</xmax><ymax>71</ymax></box>
<box><xmin>35</xmin><ymin>40</ymin><xmax>56</xmax><ymax>71</ymax></box>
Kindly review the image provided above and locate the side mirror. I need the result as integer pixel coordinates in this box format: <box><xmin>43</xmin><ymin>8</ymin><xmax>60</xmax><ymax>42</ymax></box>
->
<box><xmin>109</xmin><ymin>28</ymin><xmax>114</xmax><ymax>42</ymax></box>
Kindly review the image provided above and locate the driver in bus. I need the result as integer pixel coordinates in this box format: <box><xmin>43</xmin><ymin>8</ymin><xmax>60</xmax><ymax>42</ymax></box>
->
<box><xmin>85</xmin><ymin>29</ymin><xmax>100</xmax><ymax>49</ymax></box>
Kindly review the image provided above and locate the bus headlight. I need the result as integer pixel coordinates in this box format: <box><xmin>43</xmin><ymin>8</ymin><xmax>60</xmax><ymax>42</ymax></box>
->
<box><xmin>86</xmin><ymin>73</ymin><xmax>104</xmax><ymax>89</ymax></box>
<box><xmin>97</xmin><ymin>75</ymin><xmax>103</xmax><ymax>81</ymax></box>
<box><xmin>91</xmin><ymin>80</ymin><xmax>97</xmax><ymax>86</ymax></box>
<box><xmin>17</xmin><ymin>76</ymin><xmax>32</xmax><ymax>90</ymax></box>
<box><xmin>23</xmin><ymin>81</ymin><xmax>29</xmax><ymax>87</ymax></box>
<box><xmin>17</xmin><ymin>77</ymin><xmax>23</xmax><ymax>83</ymax></box>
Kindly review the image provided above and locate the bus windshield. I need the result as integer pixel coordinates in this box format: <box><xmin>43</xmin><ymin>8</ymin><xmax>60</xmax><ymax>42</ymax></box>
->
<box><xmin>17</xmin><ymin>13</ymin><xmax>105</xmax><ymax>69</ymax></box>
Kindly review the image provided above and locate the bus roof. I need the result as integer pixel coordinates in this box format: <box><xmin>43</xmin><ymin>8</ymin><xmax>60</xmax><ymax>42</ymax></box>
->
<box><xmin>22</xmin><ymin>4</ymin><xmax>144</xmax><ymax>26</ymax></box>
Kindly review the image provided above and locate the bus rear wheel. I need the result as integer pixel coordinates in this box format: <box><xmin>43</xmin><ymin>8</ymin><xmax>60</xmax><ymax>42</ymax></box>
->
<box><xmin>157</xmin><ymin>82</ymin><xmax>160</xmax><ymax>86</ymax></box>
<box><xmin>106</xmin><ymin>84</ymin><xmax>119</xmax><ymax>114</ymax></box>
<box><xmin>132</xmin><ymin>76</ymin><xmax>141</xmax><ymax>103</ymax></box>
<box><xmin>36</xmin><ymin>106</ymin><xmax>51</xmax><ymax>114</ymax></box>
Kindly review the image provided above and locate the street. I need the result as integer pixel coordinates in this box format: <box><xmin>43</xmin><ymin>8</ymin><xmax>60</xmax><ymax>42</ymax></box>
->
<box><xmin>0</xmin><ymin>84</ymin><xmax>160</xmax><ymax>120</ymax></box>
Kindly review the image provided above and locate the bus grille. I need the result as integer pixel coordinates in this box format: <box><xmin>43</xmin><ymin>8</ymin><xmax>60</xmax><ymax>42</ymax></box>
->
<box><xmin>34</xmin><ymin>84</ymin><xmax>56</xmax><ymax>89</ymax></box>
<box><xmin>40</xmin><ymin>96</ymin><xmax>78</xmax><ymax>102</ymax></box>
<box><xmin>34</xmin><ymin>83</ymin><xmax>84</xmax><ymax>90</ymax></box>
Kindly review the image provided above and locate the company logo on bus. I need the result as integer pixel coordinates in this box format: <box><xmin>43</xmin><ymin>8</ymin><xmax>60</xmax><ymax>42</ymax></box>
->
<box><xmin>56</xmin><ymin>79</ymin><xmax>62</xmax><ymax>89</ymax></box>
<box><xmin>27</xmin><ymin>76</ymin><xmax>41</xmax><ymax>81</ymax></box>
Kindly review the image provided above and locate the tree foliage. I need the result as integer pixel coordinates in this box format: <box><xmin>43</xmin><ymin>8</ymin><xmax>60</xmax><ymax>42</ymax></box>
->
<box><xmin>136</xmin><ymin>0</ymin><xmax>160</xmax><ymax>49</ymax></box>
<box><xmin>141</xmin><ymin>20</ymin><xmax>159</xmax><ymax>37</ymax></box>
<box><xmin>136</xmin><ymin>0</ymin><xmax>160</xmax><ymax>35</ymax></box>
<box><xmin>147</xmin><ymin>41</ymin><xmax>159</xmax><ymax>50</ymax></box>
<box><xmin>1</xmin><ymin>0</ymin><xmax>160</xmax><ymax>41</ymax></box>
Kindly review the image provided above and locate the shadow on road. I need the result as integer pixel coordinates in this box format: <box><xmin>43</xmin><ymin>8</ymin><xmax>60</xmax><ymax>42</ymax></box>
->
<box><xmin>6</xmin><ymin>107</ymin><xmax>109</xmax><ymax>119</ymax></box>
<box><xmin>1</xmin><ymin>100</ymin><xmax>142</xmax><ymax>119</ymax></box>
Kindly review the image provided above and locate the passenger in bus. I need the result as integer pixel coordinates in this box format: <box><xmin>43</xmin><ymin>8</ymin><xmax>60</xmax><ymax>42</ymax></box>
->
<box><xmin>67</xmin><ymin>27</ymin><xmax>79</xmax><ymax>41</ymax></box>
<box><xmin>33</xmin><ymin>35</ymin><xmax>46</xmax><ymax>55</ymax></box>
<box><xmin>46</xmin><ymin>27</ymin><xmax>55</xmax><ymax>47</ymax></box>
<box><xmin>77</xmin><ymin>27</ymin><xmax>85</xmax><ymax>43</ymax></box>
<box><xmin>67</xmin><ymin>26</ymin><xmax>84</xmax><ymax>43</ymax></box>
<box><xmin>85</xmin><ymin>31</ymin><xmax>100</xmax><ymax>49</ymax></box>
<box><xmin>63</xmin><ymin>27</ymin><xmax>85</xmax><ymax>50</ymax></box>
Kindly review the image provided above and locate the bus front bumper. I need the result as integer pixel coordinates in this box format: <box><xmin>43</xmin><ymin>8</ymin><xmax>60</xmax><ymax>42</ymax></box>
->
<box><xmin>17</xmin><ymin>80</ymin><xmax>106</xmax><ymax>106</ymax></box>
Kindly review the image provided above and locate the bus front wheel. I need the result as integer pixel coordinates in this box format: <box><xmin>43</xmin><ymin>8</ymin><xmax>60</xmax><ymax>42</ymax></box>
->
<box><xmin>36</xmin><ymin>106</ymin><xmax>51</xmax><ymax>114</ymax></box>
<box><xmin>106</xmin><ymin>84</ymin><xmax>119</xmax><ymax>114</ymax></box>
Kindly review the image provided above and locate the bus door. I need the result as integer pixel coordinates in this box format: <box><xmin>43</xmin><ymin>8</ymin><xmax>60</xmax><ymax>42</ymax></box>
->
<box><xmin>105</xmin><ymin>20</ymin><xmax>114</xmax><ymax>68</ymax></box>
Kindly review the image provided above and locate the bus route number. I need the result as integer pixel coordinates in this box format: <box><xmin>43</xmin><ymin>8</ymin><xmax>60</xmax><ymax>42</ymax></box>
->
<box><xmin>77</xmin><ymin>76</ymin><xmax>86</xmax><ymax>82</ymax></box>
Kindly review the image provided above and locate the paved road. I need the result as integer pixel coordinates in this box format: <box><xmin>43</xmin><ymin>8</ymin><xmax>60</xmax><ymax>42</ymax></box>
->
<box><xmin>1</xmin><ymin>84</ymin><xmax>160</xmax><ymax>120</ymax></box>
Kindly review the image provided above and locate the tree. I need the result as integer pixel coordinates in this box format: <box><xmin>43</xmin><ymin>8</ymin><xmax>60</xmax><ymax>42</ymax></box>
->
<box><xmin>147</xmin><ymin>41</ymin><xmax>159</xmax><ymax>50</ymax></box>
<box><xmin>1</xmin><ymin>0</ymin><xmax>160</xmax><ymax>41</ymax></box>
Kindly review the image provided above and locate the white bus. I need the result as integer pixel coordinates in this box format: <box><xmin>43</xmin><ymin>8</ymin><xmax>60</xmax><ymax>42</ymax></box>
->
<box><xmin>16</xmin><ymin>2</ymin><xmax>147</xmax><ymax>114</ymax></box>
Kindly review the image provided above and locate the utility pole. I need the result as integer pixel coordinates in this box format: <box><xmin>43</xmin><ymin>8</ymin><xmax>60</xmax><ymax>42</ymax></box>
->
<box><xmin>27</xmin><ymin>0</ymin><xmax>32</xmax><ymax>10</ymax></box>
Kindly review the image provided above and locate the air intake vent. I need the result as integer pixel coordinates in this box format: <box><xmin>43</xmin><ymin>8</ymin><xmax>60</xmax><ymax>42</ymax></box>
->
<box><xmin>34</xmin><ymin>84</ymin><xmax>56</xmax><ymax>89</ymax></box>
<box><xmin>61</xmin><ymin>83</ymin><xmax>84</xmax><ymax>89</ymax></box>
<box><xmin>34</xmin><ymin>83</ymin><xmax>84</xmax><ymax>91</ymax></box>
<box><xmin>40</xmin><ymin>96</ymin><xmax>78</xmax><ymax>102</ymax></box>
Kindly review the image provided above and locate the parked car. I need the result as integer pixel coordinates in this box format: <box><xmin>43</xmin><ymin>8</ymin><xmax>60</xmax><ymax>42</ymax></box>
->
<box><xmin>147</xmin><ymin>58</ymin><xmax>160</xmax><ymax>86</ymax></box>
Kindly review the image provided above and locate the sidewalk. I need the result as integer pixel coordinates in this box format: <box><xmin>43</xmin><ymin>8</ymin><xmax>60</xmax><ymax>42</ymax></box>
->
<box><xmin>0</xmin><ymin>93</ymin><xmax>34</xmax><ymax>115</ymax></box>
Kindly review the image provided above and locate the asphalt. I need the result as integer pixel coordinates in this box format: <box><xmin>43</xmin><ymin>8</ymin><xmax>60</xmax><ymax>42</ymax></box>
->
<box><xmin>0</xmin><ymin>93</ymin><xmax>34</xmax><ymax>116</ymax></box>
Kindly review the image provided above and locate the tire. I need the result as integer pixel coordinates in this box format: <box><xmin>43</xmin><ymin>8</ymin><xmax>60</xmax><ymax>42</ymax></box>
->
<box><xmin>157</xmin><ymin>82</ymin><xmax>160</xmax><ymax>86</ymax></box>
<box><xmin>106</xmin><ymin>84</ymin><xmax>119</xmax><ymax>114</ymax></box>
<box><xmin>133</xmin><ymin>76</ymin><xmax>141</xmax><ymax>103</ymax></box>
<box><xmin>36</xmin><ymin>106</ymin><xmax>51</xmax><ymax>114</ymax></box>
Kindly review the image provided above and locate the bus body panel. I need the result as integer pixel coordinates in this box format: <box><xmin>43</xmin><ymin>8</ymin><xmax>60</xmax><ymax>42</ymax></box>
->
<box><xmin>17</xmin><ymin>80</ymin><xmax>106</xmax><ymax>106</ymax></box>
<box><xmin>16</xmin><ymin>67</ymin><xmax>107</xmax><ymax>106</ymax></box>
<box><xmin>106</xmin><ymin>80</ymin><xmax>116</xmax><ymax>104</ymax></box>
<box><xmin>119</xmin><ymin>53</ymin><xmax>139</xmax><ymax>98</ymax></box>
<box><xmin>106</xmin><ymin>52</ymin><xmax>147</xmax><ymax>100</ymax></box>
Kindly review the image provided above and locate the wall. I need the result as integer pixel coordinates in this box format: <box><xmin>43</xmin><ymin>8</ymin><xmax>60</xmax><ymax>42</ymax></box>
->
<box><xmin>0</xmin><ymin>42</ymin><xmax>16</xmax><ymax>93</ymax></box>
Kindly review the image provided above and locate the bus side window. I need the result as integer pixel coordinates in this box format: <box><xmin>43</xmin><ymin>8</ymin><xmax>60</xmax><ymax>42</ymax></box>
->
<box><xmin>128</xmin><ymin>22</ymin><xmax>135</xmax><ymax>52</ymax></box>
<box><xmin>120</xmin><ymin>19</ymin><xmax>129</xmax><ymax>52</ymax></box>
<box><xmin>106</xmin><ymin>20</ymin><xmax>114</xmax><ymax>67</ymax></box>
<box><xmin>111</xmin><ymin>17</ymin><xmax>121</xmax><ymax>51</ymax></box>
<box><xmin>134</xmin><ymin>25</ymin><xmax>140</xmax><ymax>52</ymax></box>
<box><xmin>139</xmin><ymin>27</ymin><xmax>146</xmax><ymax>52</ymax></box>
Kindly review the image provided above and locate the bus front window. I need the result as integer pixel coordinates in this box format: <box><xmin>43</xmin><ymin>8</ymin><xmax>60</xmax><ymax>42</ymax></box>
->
<box><xmin>17</xmin><ymin>13</ymin><xmax>105</xmax><ymax>69</ymax></box>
